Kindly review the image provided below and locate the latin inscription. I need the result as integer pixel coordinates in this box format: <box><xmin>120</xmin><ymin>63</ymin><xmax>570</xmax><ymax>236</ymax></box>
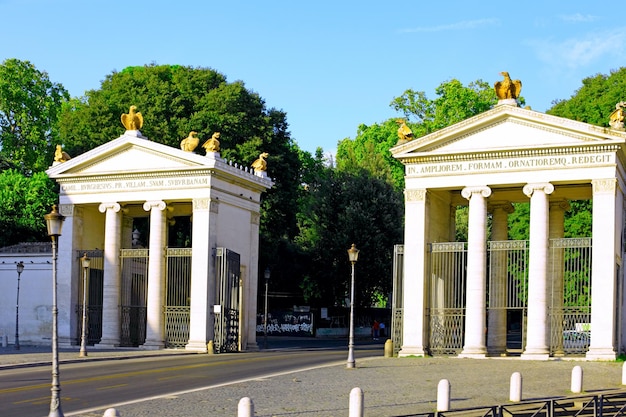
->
<box><xmin>406</xmin><ymin>154</ymin><xmax>613</xmax><ymax>176</ymax></box>
<box><xmin>61</xmin><ymin>177</ymin><xmax>209</xmax><ymax>193</ymax></box>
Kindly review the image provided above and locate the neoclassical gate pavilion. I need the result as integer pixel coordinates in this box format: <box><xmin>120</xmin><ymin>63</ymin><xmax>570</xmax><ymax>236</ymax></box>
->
<box><xmin>46</xmin><ymin>125</ymin><xmax>272</xmax><ymax>352</ymax></box>
<box><xmin>391</xmin><ymin>100</ymin><xmax>626</xmax><ymax>360</ymax></box>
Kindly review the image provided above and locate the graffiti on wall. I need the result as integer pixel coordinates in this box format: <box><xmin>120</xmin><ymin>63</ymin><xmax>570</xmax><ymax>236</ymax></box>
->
<box><xmin>256</xmin><ymin>310</ymin><xmax>314</xmax><ymax>336</ymax></box>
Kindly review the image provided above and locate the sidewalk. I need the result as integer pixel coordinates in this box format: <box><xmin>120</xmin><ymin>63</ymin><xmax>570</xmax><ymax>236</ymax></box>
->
<box><xmin>2</xmin><ymin>341</ymin><xmax>626</xmax><ymax>417</ymax></box>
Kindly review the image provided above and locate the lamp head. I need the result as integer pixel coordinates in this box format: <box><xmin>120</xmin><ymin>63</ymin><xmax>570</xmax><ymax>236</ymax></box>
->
<box><xmin>16</xmin><ymin>261</ymin><xmax>24</xmax><ymax>274</ymax></box>
<box><xmin>81</xmin><ymin>253</ymin><xmax>91</xmax><ymax>269</ymax></box>
<box><xmin>44</xmin><ymin>205</ymin><xmax>65</xmax><ymax>237</ymax></box>
<box><xmin>347</xmin><ymin>243</ymin><xmax>359</xmax><ymax>263</ymax></box>
<box><xmin>264</xmin><ymin>267</ymin><xmax>271</xmax><ymax>281</ymax></box>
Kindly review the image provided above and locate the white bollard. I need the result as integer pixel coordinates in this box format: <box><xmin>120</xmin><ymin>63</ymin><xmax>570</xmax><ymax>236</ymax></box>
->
<box><xmin>102</xmin><ymin>408</ymin><xmax>120</xmax><ymax>417</ymax></box>
<box><xmin>349</xmin><ymin>387</ymin><xmax>364</xmax><ymax>417</ymax></box>
<box><xmin>510</xmin><ymin>372</ymin><xmax>522</xmax><ymax>402</ymax></box>
<box><xmin>238</xmin><ymin>397</ymin><xmax>254</xmax><ymax>417</ymax></box>
<box><xmin>571</xmin><ymin>365</ymin><xmax>583</xmax><ymax>393</ymax></box>
<box><xmin>437</xmin><ymin>379</ymin><xmax>451</xmax><ymax>412</ymax></box>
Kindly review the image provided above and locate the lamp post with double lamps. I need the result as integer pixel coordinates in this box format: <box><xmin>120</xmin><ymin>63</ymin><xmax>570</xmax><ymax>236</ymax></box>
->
<box><xmin>263</xmin><ymin>267</ymin><xmax>270</xmax><ymax>349</ymax></box>
<box><xmin>346</xmin><ymin>243</ymin><xmax>359</xmax><ymax>369</ymax></box>
<box><xmin>44</xmin><ymin>204</ymin><xmax>66</xmax><ymax>417</ymax></box>
<box><xmin>15</xmin><ymin>261</ymin><xmax>24</xmax><ymax>350</ymax></box>
<box><xmin>79</xmin><ymin>253</ymin><xmax>90</xmax><ymax>357</ymax></box>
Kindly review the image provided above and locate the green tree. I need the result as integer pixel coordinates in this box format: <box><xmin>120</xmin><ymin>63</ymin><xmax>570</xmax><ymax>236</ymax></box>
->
<box><xmin>0</xmin><ymin>58</ymin><xmax>69</xmax><ymax>174</ymax></box>
<box><xmin>297</xmin><ymin>168</ymin><xmax>404</xmax><ymax>307</ymax></box>
<box><xmin>547</xmin><ymin>68</ymin><xmax>626</xmax><ymax>126</ymax></box>
<box><xmin>390</xmin><ymin>78</ymin><xmax>498</xmax><ymax>135</ymax></box>
<box><xmin>0</xmin><ymin>169</ymin><xmax>57</xmax><ymax>246</ymax></box>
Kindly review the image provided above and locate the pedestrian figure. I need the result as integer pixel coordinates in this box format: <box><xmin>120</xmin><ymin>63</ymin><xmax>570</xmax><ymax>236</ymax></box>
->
<box><xmin>379</xmin><ymin>321</ymin><xmax>386</xmax><ymax>338</ymax></box>
<box><xmin>372</xmin><ymin>320</ymin><xmax>380</xmax><ymax>340</ymax></box>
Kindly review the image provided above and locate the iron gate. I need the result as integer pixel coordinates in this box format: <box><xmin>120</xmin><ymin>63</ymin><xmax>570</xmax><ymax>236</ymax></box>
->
<box><xmin>549</xmin><ymin>237</ymin><xmax>592</xmax><ymax>355</ymax></box>
<box><xmin>75</xmin><ymin>250</ymin><xmax>104</xmax><ymax>346</ymax></box>
<box><xmin>426</xmin><ymin>238</ymin><xmax>591</xmax><ymax>356</ymax></box>
<box><xmin>391</xmin><ymin>244</ymin><xmax>404</xmax><ymax>355</ymax></box>
<box><xmin>428</xmin><ymin>242</ymin><xmax>467</xmax><ymax>355</ymax></box>
<box><xmin>120</xmin><ymin>249</ymin><xmax>148</xmax><ymax>347</ymax></box>
<box><xmin>164</xmin><ymin>248</ymin><xmax>192</xmax><ymax>348</ymax></box>
<box><xmin>487</xmin><ymin>240</ymin><xmax>528</xmax><ymax>353</ymax></box>
<box><xmin>214</xmin><ymin>248</ymin><xmax>241</xmax><ymax>353</ymax></box>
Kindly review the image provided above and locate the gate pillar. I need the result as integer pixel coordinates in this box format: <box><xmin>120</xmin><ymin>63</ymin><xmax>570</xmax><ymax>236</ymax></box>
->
<box><xmin>97</xmin><ymin>202</ymin><xmax>122</xmax><ymax>347</ymax></box>
<box><xmin>142</xmin><ymin>200</ymin><xmax>167</xmax><ymax>349</ymax></box>
<box><xmin>522</xmin><ymin>183</ymin><xmax>554</xmax><ymax>359</ymax></box>
<box><xmin>459</xmin><ymin>186</ymin><xmax>491</xmax><ymax>358</ymax></box>
<box><xmin>186</xmin><ymin>198</ymin><xmax>217</xmax><ymax>352</ymax></box>
<box><xmin>587</xmin><ymin>179</ymin><xmax>621</xmax><ymax>360</ymax></box>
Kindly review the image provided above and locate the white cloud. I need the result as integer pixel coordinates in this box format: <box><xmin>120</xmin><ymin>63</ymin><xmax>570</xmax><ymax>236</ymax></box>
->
<box><xmin>527</xmin><ymin>28</ymin><xmax>626</xmax><ymax>69</ymax></box>
<box><xmin>559</xmin><ymin>13</ymin><xmax>600</xmax><ymax>23</ymax></box>
<box><xmin>399</xmin><ymin>18</ymin><xmax>500</xmax><ymax>33</ymax></box>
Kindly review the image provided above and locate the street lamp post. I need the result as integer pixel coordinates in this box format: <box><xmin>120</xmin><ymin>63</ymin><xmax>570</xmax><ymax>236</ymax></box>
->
<box><xmin>79</xmin><ymin>253</ymin><xmax>90</xmax><ymax>357</ymax></box>
<box><xmin>15</xmin><ymin>261</ymin><xmax>24</xmax><ymax>350</ymax></box>
<box><xmin>346</xmin><ymin>243</ymin><xmax>359</xmax><ymax>369</ymax></box>
<box><xmin>44</xmin><ymin>204</ymin><xmax>65</xmax><ymax>417</ymax></box>
<box><xmin>263</xmin><ymin>267</ymin><xmax>270</xmax><ymax>349</ymax></box>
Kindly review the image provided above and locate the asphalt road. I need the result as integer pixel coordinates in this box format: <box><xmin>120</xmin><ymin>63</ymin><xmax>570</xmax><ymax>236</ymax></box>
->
<box><xmin>0</xmin><ymin>342</ymin><xmax>381</xmax><ymax>417</ymax></box>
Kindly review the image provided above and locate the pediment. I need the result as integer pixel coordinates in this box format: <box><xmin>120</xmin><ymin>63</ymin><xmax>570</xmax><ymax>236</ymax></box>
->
<box><xmin>47</xmin><ymin>131</ymin><xmax>211</xmax><ymax>177</ymax></box>
<box><xmin>391</xmin><ymin>105</ymin><xmax>626</xmax><ymax>161</ymax></box>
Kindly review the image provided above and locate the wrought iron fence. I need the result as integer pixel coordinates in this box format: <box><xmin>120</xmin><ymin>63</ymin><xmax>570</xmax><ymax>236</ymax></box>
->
<box><xmin>392</xmin><ymin>391</ymin><xmax>626</xmax><ymax>417</ymax></box>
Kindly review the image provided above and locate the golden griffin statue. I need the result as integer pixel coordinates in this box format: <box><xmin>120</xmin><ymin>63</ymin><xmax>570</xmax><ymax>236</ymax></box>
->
<box><xmin>121</xmin><ymin>105</ymin><xmax>144</xmax><ymax>131</ymax></box>
<box><xmin>494</xmin><ymin>72</ymin><xmax>522</xmax><ymax>100</ymax></box>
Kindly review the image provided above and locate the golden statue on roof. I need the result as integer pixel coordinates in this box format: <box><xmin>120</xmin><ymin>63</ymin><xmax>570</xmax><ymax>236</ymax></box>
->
<box><xmin>609</xmin><ymin>102</ymin><xmax>626</xmax><ymax>131</ymax></box>
<box><xmin>252</xmin><ymin>152</ymin><xmax>269</xmax><ymax>172</ymax></box>
<box><xmin>396</xmin><ymin>119</ymin><xmax>414</xmax><ymax>144</ymax></box>
<box><xmin>202</xmin><ymin>132</ymin><xmax>221</xmax><ymax>153</ymax></box>
<box><xmin>494</xmin><ymin>72</ymin><xmax>522</xmax><ymax>100</ymax></box>
<box><xmin>180</xmin><ymin>131</ymin><xmax>200</xmax><ymax>152</ymax></box>
<box><xmin>121</xmin><ymin>105</ymin><xmax>144</xmax><ymax>130</ymax></box>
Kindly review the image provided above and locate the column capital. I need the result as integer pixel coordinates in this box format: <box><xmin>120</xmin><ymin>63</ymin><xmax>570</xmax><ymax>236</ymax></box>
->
<box><xmin>98</xmin><ymin>202</ymin><xmax>121</xmax><ymax>213</ymax></box>
<box><xmin>405</xmin><ymin>189</ymin><xmax>426</xmax><ymax>202</ymax></box>
<box><xmin>591</xmin><ymin>178</ymin><xmax>617</xmax><ymax>194</ymax></box>
<box><xmin>549</xmin><ymin>199</ymin><xmax>570</xmax><ymax>212</ymax></box>
<box><xmin>523</xmin><ymin>182</ymin><xmax>554</xmax><ymax>198</ymax></box>
<box><xmin>488</xmin><ymin>201</ymin><xmax>514</xmax><ymax>214</ymax></box>
<box><xmin>461</xmin><ymin>186</ymin><xmax>491</xmax><ymax>200</ymax></box>
<box><xmin>143</xmin><ymin>200</ymin><xmax>167</xmax><ymax>212</ymax></box>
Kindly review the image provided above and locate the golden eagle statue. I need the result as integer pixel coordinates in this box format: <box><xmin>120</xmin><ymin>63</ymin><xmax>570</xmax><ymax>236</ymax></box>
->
<box><xmin>252</xmin><ymin>152</ymin><xmax>269</xmax><ymax>172</ymax></box>
<box><xmin>494</xmin><ymin>72</ymin><xmax>522</xmax><ymax>100</ymax></box>
<box><xmin>121</xmin><ymin>105</ymin><xmax>144</xmax><ymax>130</ymax></box>
<box><xmin>180</xmin><ymin>131</ymin><xmax>200</xmax><ymax>152</ymax></box>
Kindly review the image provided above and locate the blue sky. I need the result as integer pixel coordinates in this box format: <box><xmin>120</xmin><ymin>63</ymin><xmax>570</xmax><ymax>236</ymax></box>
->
<box><xmin>2</xmin><ymin>1</ymin><xmax>625</xmax><ymax>154</ymax></box>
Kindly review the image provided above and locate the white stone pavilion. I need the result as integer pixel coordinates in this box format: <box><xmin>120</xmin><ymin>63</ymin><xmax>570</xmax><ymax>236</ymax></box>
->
<box><xmin>391</xmin><ymin>101</ymin><xmax>626</xmax><ymax>360</ymax></box>
<box><xmin>45</xmin><ymin>128</ymin><xmax>272</xmax><ymax>352</ymax></box>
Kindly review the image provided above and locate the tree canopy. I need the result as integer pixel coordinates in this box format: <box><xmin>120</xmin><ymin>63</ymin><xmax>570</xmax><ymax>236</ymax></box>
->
<box><xmin>0</xmin><ymin>58</ymin><xmax>69</xmax><ymax>174</ymax></box>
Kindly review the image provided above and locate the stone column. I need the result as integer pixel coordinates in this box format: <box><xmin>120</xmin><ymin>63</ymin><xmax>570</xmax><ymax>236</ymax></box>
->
<box><xmin>398</xmin><ymin>189</ymin><xmax>428</xmax><ymax>357</ymax></box>
<box><xmin>186</xmin><ymin>198</ymin><xmax>217</xmax><ymax>352</ymax></box>
<box><xmin>97</xmin><ymin>202</ymin><xmax>122</xmax><ymax>347</ymax></box>
<box><xmin>487</xmin><ymin>202</ymin><xmax>514</xmax><ymax>355</ymax></box>
<box><xmin>459</xmin><ymin>186</ymin><xmax>491</xmax><ymax>358</ymax></box>
<box><xmin>587</xmin><ymin>179</ymin><xmax>621</xmax><ymax>360</ymax></box>
<box><xmin>143</xmin><ymin>200</ymin><xmax>167</xmax><ymax>349</ymax></box>
<box><xmin>521</xmin><ymin>182</ymin><xmax>554</xmax><ymax>359</ymax></box>
<box><xmin>57</xmin><ymin>204</ymin><xmax>80</xmax><ymax>347</ymax></box>
<box><xmin>549</xmin><ymin>200</ymin><xmax>570</xmax><ymax>356</ymax></box>
<box><xmin>245</xmin><ymin>211</ymin><xmax>262</xmax><ymax>351</ymax></box>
